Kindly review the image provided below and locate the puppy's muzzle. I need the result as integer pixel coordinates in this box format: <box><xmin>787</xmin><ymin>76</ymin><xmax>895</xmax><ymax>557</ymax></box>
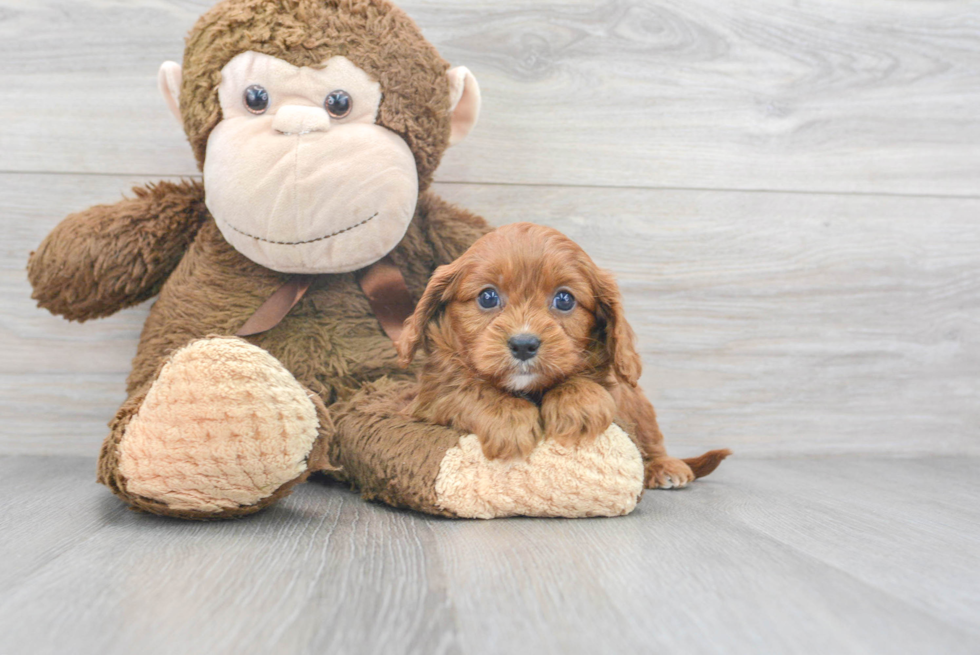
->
<box><xmin>508</xmin><ymin>334</ymin><xmax>540</xmax><ymax>362</ymax></box>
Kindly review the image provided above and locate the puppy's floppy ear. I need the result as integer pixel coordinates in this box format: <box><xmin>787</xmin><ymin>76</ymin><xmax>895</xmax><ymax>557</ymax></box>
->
<box><xmin>591</xmin><ymin>267</ymin><xmax>643</xmax><ymax>386</ymax></box>
<box><xmin>397</xmin><ymin>259</ymin><xmax>463</xmax><ymax>367</ymax></box>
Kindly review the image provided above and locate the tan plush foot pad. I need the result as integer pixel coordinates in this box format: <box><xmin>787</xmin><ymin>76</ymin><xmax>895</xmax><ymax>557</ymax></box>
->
<box><xmin>117</xmin><ymin>337</ymin><xmax>320</xmax><ymax>513</ymax></box>
<box><xmin>435</xmin><ymin>424</ymin><xmax>645</xmax><ymax>519</ymax></box>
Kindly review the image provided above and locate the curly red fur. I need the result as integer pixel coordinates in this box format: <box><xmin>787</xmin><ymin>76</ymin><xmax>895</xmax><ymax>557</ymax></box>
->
<box><xmin>398</xmin><ymin>222</ymin><xmax>730</xmax><ymax>485</ymax></box>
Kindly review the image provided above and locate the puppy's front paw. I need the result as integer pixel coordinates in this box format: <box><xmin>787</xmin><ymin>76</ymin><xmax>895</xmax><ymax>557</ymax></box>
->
<box><xmin>541</xmin><ymin>378</ymin><xmax>616</xmax><ymax>448</ymax></box>
<box><xmin>477</xmin><ymin>399</ymin><xmax>543</xmax><ymax>461</ymax></box>
<box><xmin>645</xmin><ymin>457</ymin><xmax>695</xmax><ymax>489</ymax></box>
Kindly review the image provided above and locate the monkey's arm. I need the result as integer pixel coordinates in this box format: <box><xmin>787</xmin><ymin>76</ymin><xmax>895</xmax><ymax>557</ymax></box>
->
<box><xmin>28</xmin><ymin>180</ymin><xmax>208</xmax><ymax>322</ymax></box>
<box><xmin>419</xmin><ymin>191</ymin><xmax>492</xmax><ymax>266</ymax></box>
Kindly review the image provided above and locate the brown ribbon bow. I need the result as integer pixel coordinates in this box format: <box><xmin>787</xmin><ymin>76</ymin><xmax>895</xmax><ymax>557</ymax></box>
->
<box><xmin>236</xmin><ymin>257</ymin><xmax>415</xmax><ymax>343</ymax></box>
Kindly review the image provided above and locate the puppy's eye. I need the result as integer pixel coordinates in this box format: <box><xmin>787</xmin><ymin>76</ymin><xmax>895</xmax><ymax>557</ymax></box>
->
<box><xmin>477</xmin><ymin>288</ymin><xmax>500</xmax><ymax>310</ymax></box>
<box><xmin>325</xmin><ymin>90</ymin><xmax>352</xmax><ymax>118</ymax></box>
<box><xmin>553</xmin><ymin>291</ymin><xmax>575</xmax><ymax>312</ymax></box>
<box><xmin>244</xmin><ymin>85</ymin><xmax>270</xmax><ymax>114</ymax></box>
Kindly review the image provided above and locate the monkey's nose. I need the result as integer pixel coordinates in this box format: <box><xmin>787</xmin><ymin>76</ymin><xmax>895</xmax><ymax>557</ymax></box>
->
<box><xmin>508</xmin><ymin>334</ymin><xmax>541</xmax><ymax>362</ymax></box>
<box><xmin>272</xmin><ymin>106</ymin><xmax>331</xmax><ymax>135</ymax></box>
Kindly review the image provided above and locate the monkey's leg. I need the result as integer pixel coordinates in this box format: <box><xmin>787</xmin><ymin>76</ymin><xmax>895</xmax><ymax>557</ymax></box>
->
<box><xmin>328</xmin><ymin>379</ymin><xmax>644</xmax><ymax>519</ymax></box>
<box><xmin>98</xmin><ymin>337</ymin><xmax>332</xmax><ymax>519</ymax></box>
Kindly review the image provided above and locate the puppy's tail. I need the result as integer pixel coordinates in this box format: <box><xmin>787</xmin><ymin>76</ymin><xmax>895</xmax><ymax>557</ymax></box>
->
<box><xmin>683</xmin><ymin>449</ymin><xmax>732</xmax><ymax>479</ymax></box>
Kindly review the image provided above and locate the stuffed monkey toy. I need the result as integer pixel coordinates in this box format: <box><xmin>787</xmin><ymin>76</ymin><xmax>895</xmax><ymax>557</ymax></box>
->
<box><xmin>28</xmin><ymin>0</ymin><xmax>676</xmax><ymax>520</ymax></box>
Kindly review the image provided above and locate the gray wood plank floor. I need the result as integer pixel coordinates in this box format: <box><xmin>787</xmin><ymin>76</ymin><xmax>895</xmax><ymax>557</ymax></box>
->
<box><xmin>1</xmin><ymin>455</ymin><xmax>978</xmax><ymax>655</ymax></box>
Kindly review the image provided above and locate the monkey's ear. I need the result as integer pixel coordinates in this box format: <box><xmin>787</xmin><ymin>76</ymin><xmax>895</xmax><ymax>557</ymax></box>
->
<box><xmin>447</xmin><ymin>66</ymin><xmax>481</xmax><ymax>146</ymax></box>
<box><xmin>396</xmin><ymin>260</ymin><xmax>463</xmax><ymax>367</ymax></box>
<box><xmin>158</xmin><ymin>61</ymin><xmax>183</xmax><ymax>124</ymax></box>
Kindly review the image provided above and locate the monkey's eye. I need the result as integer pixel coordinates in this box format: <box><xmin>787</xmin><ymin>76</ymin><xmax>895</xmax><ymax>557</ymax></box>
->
<box><xmin>325</xmin><ymin>90</ymin><xmax>352</xmax><ymax>119</ymax></box>
<box><xmin>243</xmin><ymin>85</ymin><xmax>270</xmax><ymax>114</ymax></box>
<box><xmin>553</xmin><ymin>291</ymin><xmax>575</xmax><ymax>312</ymax></box>
<box><xmin>477</xmin><ymin>288</ymin><xmax>500</xmax><ymax>310</ymax></box>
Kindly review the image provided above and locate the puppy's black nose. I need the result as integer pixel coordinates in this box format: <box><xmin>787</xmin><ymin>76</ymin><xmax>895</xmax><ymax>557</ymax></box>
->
<box><xmin>508</xmin><ymin>334</ymin><xmax>541</xmax><ymax>361</ymax></box>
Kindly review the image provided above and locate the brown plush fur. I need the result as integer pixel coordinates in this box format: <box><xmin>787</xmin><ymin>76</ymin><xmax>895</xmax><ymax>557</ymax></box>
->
<box><xmin>28</xmin><ymin>0</ymin><xmax>491</xmax><ymax>518</ymax></box>
<box><xmin>398</xmin><ymin>223</ymin><xmax>731</xmax><ymax>487</ymax></box>
<box><xmin>126</xmin><ymin>193</ymin><xmax>487</xmax><ymax>404</ymax></box>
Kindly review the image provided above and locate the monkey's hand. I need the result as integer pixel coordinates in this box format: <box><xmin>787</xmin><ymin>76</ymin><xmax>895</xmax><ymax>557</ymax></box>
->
<box><xmin>541</xmin><ymin>376</ymin><xmax>617</xmax><ymax>448</ymax></box>
<box><xmin>28</xmin><ymin>180</ymin><xmax>208</xmax><ymax>321</ymax></box>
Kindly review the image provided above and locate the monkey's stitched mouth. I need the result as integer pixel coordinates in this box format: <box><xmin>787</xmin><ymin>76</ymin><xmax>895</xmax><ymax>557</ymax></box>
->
<box><xmin>219</xmin><ymin>212</ymin><xmax>379</xmax><ymax>246</ymax></box>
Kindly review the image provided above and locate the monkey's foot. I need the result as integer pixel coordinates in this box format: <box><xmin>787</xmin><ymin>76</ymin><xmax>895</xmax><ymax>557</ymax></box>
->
<box><xmin>645</xmin><ymin>456</ymin><xmax>695</xmax><ymax>490</ymax></box>
<box><xmin>437</xmin><ymin>424</ymin><xmax>645</xmax><ymax>519</ymax></box>
<box><xmin>113</xmin><ymin>337</ymin><xmax>322</xmax><ymax>517</ymax></box>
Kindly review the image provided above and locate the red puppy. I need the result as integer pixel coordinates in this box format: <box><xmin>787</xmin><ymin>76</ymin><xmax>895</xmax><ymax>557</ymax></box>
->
<box><xmin>397</xmin><ymin>222</ymin><xmax>729</xmax><ymax>488</ymax></box>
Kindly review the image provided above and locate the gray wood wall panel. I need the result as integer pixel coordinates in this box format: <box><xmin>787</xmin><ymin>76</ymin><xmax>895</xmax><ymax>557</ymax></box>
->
<box><xmin>1</xmin><ymin>0</ymin><xmax>978</xmax><ymax>195</ymax></box>
<box><xmin>4</xmin><ymin>174</ymin><xmax>978</xmax><ymax>456</ymax></box>
<box><xmin>1</xmin><ymin>0</ymin><xmax>977</xmax><ymax>456</ymax></box>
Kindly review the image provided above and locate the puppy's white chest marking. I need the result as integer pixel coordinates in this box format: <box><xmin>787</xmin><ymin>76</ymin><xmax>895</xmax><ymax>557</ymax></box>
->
<box><xmin>508</xmin><ymin>373</ymin><xmax>539</xmax><ymax>391</ymax></box>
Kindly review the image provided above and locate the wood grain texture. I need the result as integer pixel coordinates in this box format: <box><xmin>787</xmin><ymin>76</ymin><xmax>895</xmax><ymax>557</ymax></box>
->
<box><xmin>1</xmin><ymin>0</ymin><xmax>979</xmax><ymax>195</ymax></box>
<box><xmin>4</xmin><ymin>173</ymin><xmax>978</xmax><ymax>456</ymax></box>
<box><xmin>1</xmin><ymin>455</ymin><xmax>978</xmax><ymax>655</ymax></box>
